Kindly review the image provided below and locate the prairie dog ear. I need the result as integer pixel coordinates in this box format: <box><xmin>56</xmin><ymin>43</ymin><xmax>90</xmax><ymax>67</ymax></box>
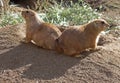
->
<box><xmin>93</xmin><ymin>22</ymin><xmax>97</xmax><ymax>27</ymax></box>
<box><xmin>31</xmin><ymin>13</ymin><xmax>35</xmax><ymax>16</ymax></box>
<box><xmin>28</xmin><ymin>11</ymin><xmax>35</xmax><ymax>16</ymax></box>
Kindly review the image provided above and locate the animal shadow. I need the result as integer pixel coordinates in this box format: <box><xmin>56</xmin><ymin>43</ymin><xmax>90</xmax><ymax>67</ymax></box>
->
<box><xmin>0</xmin><ymin>43</ymin><xmax>93</xmax><ymax>80</ymax></box>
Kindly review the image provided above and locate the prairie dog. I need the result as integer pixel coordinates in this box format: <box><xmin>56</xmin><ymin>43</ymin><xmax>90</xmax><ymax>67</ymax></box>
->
<box><xmin>56</xmin><ymin>19</ymin><xmax>110</xmax><ymax>56</ymax></box>
<box><xmin>21</xmin><ymin>9</ymin><xmax>62</xmax><ymax>50</ymax></box>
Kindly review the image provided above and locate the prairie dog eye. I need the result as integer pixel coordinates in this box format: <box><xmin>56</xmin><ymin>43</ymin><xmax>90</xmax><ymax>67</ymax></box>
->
<box><xmin>26</xmin><ymin>11</ymin><xmax>29</xmax><ymax>13</ymax></box>
<box><xmin>101</xmin><ymin>21</ymin><xmax>105</xmax><ymax>24</ymax></box>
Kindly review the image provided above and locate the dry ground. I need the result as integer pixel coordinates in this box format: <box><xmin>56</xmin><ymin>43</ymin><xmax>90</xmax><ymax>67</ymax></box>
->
<box><xmin>0</xmin><ymin>0</ymin><xmax>120</xmax><ymax>83</ymax></box>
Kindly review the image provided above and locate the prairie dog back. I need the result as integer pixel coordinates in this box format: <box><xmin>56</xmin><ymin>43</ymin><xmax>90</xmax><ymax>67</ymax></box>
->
<box><xmin>21</xmin><ymin>10</ymin><xmax>62</xmax><ymax>50</ymax></box>
<box><xmin>56</xmin><ymin>19</ymin><xmax>109</xmax><ymax>56</ymax></box>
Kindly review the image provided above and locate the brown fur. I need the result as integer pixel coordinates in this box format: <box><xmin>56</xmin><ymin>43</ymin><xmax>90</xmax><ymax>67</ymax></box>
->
<box><xmin>56</xmin><ymin>19</ymin><xmax>110</xmax><ymax>56</ymax></box>
<box><xmin>21</xmin><ymin>9</ymin><xmax>62</xmax><ymax>50</ymax></box>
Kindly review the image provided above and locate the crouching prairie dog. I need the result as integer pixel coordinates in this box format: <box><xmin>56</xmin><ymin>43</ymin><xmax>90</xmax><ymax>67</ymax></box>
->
<box><xmin>21</xmin><ymin>9</ymin><xmax>62</xmax><ymax>50</ymax></box>
<box><xmin>56</xmin><ymin>19</ymin><xmax>110</xmax><ymax>56</ymax></box>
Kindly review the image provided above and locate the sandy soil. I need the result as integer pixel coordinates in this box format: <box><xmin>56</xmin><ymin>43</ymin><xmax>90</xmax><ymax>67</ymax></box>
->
<box><xmin>0</xmin><ymin>0</ymin><xmax>120</xmax><ymax>83</ymax></box>
<box><xmin>0</xmin><ymin>24</ymin><xmax>120</xmax><ymax>83</ymax></box>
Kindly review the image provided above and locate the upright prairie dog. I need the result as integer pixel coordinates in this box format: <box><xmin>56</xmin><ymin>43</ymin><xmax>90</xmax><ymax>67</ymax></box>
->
<box><xmin>56</xmin><ymin>19</ymin><xmax>110</xmax><ymax>56</ymax></box>
<box><xmin>22</xmin><ymin>9</ymin><xmax>62</xmax><ymax>50</ymax></box>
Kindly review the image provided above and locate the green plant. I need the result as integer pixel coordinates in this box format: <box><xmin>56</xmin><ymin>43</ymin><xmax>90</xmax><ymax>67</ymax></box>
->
<box><xmin>0</xmin><ymin>11</ymin><xmax>24</xmax><ymax>27</ymax></box>
<box><xmin>40</xmin><ymin>0</ymin><xmax>101</xmax><ymax>26</ymax></box>
<box><xmin>0</xmin><ymin>0</ymin><xmax>101</xmax><ymax>27</ymax></box>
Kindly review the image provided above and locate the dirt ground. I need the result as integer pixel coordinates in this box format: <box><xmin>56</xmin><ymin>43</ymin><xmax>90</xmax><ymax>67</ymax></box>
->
<box><xmin>0</xmin><ymin>0</ymin><xmax>120</xmax><ymax>83</ymax></box>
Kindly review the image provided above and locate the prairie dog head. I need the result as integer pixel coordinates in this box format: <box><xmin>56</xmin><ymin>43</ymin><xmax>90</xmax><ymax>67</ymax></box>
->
<box><xmin>21</xmin><ymin>9</ymin><xmax>44</xmax><ymax>23</ymax></box>
<box><xmin>90</xmin><ymin>19</ymin><xmax>110</xmax><ymax>31</ymax></box>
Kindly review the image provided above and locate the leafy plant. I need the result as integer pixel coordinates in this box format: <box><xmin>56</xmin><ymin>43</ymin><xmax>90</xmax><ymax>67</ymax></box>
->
<box><xmin>0</xmin><ymin>0</ymin><xmax>100</xmax><ymax>27</ymax></box>
<box><xmin>40</xmin><ymin>0</ymin><xmax>100</xmax><ymax>26</ymax></box>
<box><xmin>0</xmin><ymin>11</ymin><xmax>24</xmax><ymax>27</ymax></box>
